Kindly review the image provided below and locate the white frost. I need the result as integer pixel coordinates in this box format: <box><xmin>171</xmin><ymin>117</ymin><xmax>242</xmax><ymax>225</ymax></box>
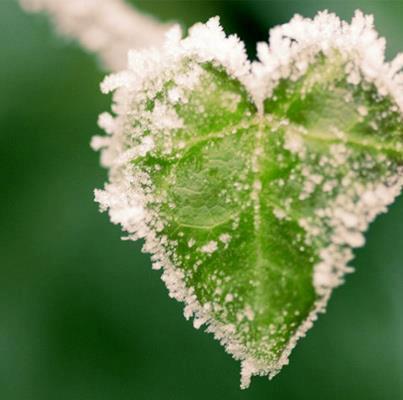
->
<box><xmin>20</xmin><ymin>0</ymin><xmax>173</xmax><ymax>71</ymax></box>
<box><xmin>200</xmin><ymin>241</ymin><xmax>218</xmax><ymax>254</ymax></box>
<box><xmin>252</xmin><ymin>10</ymin><xmax>403</xmax><ymax>113</ymax></box>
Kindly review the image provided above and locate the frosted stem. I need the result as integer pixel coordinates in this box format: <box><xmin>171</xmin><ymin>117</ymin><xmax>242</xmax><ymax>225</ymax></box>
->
<box><xmin>20</xmin><ymin>0</ymin><xmax>173</xmax><ymax>71</ymax></box>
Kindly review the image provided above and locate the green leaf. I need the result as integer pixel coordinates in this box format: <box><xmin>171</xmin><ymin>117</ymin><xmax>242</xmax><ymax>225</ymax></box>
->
<box><xmin>93</xmin><ymin>12</ymin><xmax>403</xmax><ymax>388</ymax></box>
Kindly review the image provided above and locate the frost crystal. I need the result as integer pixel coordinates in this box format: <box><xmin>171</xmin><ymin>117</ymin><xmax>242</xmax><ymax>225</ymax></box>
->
<box><xmin>252</xmin><ymin>10</ymin><xmax>403</xmax><ymax>111</ymax></box>
<box><xmin>92</xmin><ymin>11</ymin><xmax>403</xmax><ymax>389</ymax></box>
<box><xmin>200</xmin><ymin>241</ymin><xmax>218</xmax><ymax>254</ymax></box>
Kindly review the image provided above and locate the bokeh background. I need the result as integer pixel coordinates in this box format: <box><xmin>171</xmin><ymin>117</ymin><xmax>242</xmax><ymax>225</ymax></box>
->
<box><xmin>1</xmin><ymin>1</ymin><xmax>402</xmax><ymax>399</ymax></box>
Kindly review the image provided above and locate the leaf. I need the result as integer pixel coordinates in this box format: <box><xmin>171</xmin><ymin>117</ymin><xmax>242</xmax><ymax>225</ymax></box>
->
<box><xmin>93</xmin><ymin>12</ymin><xmax>403</xmax><ymax>388</ymax></box>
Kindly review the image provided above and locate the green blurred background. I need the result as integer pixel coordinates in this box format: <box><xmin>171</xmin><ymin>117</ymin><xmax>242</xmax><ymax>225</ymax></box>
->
<box><xmin>1</xmin><ymin>1</ymin><xmax>402</xmax><ymax>399</ymax></box>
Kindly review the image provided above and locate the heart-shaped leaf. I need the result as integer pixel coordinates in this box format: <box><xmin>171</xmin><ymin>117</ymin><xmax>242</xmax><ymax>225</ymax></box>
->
<box><xmin>93</xmin><ymin>11</ymin><xmax>403</xmax><ymax>388</ymax></box>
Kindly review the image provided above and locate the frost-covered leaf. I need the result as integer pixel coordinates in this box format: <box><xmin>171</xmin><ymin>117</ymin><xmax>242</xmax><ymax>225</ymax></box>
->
<box><xmin>93</xmin><ymin>12</ymin><xmax>403</xmax><ymax>388</ymax></box>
